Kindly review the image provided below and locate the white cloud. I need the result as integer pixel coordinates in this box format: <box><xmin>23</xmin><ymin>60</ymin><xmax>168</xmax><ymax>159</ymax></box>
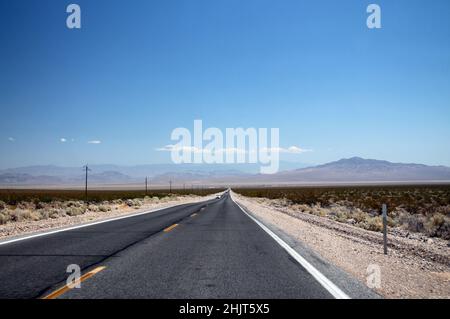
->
<box><xmin>283</xmin><ymin>146</ymin><xmax>312</xmax><ymax>154</ymax></box>
<box><xmin>157</xmin><ymin>145</ymin><xmax>202</xmax><ymax>153</ymax></box>
<box><xmin>60</xmin><ymin>138</ymin><xmax>67</xmax><ymax>143</ymax></box>
<box><xmin>259</xmin><ymin>146</ymin><xmax>312</xmax><ymax>154</ymax></box>
<box><xmin>156</xmin><ymin>145</ymin><xmax>311</xmax><ymax>154</ymax></box>
<box><xmin>88</xmin><ymin>140</ymin><xmax>102</xmax><ymax>144</ymax></box>
<box><xmin>7</xmin><ymin>137</ymin><xmax>15</xmax><ymax>142</ymax></box>
<box><xmin>157</xmin><ymin>145</ymin><xmax>248</xmax><ymax>155</ymax></box>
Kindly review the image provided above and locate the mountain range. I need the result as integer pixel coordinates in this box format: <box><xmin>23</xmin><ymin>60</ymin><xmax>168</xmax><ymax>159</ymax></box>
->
<box><xmin>256</xmin><ymin>157</ymin><xmax>450</xmax><ymax>183</ymax></box>
<box><xmin>0</xmin><ymin>157</ymin><xmax>449</xmax><ymax>187</ymax></box>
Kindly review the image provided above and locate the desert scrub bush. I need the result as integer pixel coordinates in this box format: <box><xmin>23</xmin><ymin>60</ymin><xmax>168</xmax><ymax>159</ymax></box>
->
<box><xmin>66</xmin><ymin>207</ymin><xmax>86</xmax><ymax>217</ymax></box>
<box><xmin>16</xmin><ymin>201</ymin><xmax>35</xmax><ymax>210</ymax></box>
<box><xmin>63</xmin><ymin>201</ymin><xmax>85</xmax><ymax>209</ymax></box>
<box><xmin>9</xmin><ymin>209</ymin><xmax>41</xmax><ymax>222</ymax></box>
<box><xmin>126</xmin><ymin>199</ymin><xmax>142</xmax><ymax>207</ymax></box>
<box><xmin>37</xmin><ymin>209</ymin><xmax>50</xmax><ymax>220</ymax></box>
<box><xmin>333</xmin><ymin>209</ymin><xmax>350</xmax><ymax>223</ymax></box>
<box><xmin>98</xmin><ymin>205</ymin><xmax>110</xmax><ymax>212</ymax></box>
<box><xmin>235</xmin><ymin>185</ymin><xmax>450</xmax><ymax>239</ymax></box>
<box><xmin>364</xmin><ymin>216</ymin><xmax>383</xmax><ymax>232</ymax></box>
<box><xmin>35</xmin><ymin>201</ymin><xmax>47</xmax><ymax>209</ymax></box>
<box><xmin>88</xmin><ymin>204</ymin><xmax>100</xmax><ymax>212</ymax></box>
<box><xmin>0</xmin><ymin>189</ymin><xmax>223</xmax><ymax>204</ymax></box>
<box><xmin>399</xmin><ymin>213</ymin><xmax>426</xmax><ymax>234</ymax></box>
<box><xmin>48</xmin><ymin>209</ymin><xmax>65</xmax><ymax>219</ymax></box>
<box><xmin>0</xmin><ymin>211</ymin><xmax>11</xmax><ymax>224</ymax></box>
<box><xmin>425</xmin><ymin>214</ymin><xmax>450</xmax><ymax>240</ymax></box>
<box><xmin>0</xmin><ymin>200</ymin><xmax>6</xmax><ymax>211</ymax></box>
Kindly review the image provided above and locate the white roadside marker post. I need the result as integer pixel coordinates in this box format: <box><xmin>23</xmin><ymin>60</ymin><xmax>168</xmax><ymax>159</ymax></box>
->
<box><xmin>382</xmin><ymin>204</ymin><xmax>388</xmax><ymax>255</ymax></box>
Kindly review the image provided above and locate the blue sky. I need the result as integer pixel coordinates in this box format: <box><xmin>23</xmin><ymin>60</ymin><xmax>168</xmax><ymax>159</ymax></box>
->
<box><xmin>1</xmin><ymin>0</ymin><xmax>449</xmax><ymax>169</ymax></box>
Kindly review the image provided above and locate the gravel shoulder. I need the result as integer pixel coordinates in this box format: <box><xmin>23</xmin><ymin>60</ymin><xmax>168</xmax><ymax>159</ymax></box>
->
<box><xmin>0</xmin><ymin>194</ymin><xmax>217</xmax><ymax>241</ymax></box>
<box><xmin>233</xmin><ymin>192</ymin><xmax>450</xmax><ymax>299</ymax></box>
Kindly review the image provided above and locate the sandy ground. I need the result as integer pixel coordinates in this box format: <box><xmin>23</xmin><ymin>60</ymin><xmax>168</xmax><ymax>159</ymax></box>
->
<box><xmin>0</xmin><ymin>194</ymin><xmax>217</xmax><ymax>240</ymax></box>
<box><xmin>233</xmin><ymin>192</ymin><xmax>450</xmax><ymax>299</ymax></box>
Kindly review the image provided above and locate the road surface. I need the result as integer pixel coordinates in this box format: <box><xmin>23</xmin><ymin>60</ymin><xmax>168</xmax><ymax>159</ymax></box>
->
<box><xmin>0</xmin><ymin>192</ymin><xmax>337</xmax><ymax>299</ymax></box>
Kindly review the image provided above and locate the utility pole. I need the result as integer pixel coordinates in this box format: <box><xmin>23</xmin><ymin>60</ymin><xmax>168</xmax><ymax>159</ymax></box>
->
<box><xmin>83</xmin><ymin>165</ymin><xmax>91</xmax><ymax>203</ymax></box>
<box><xmin>145</xmin><ymin>177</ymin><xmax>148</xmax><ymax>196</ymax></box>
<box><xmin>169</xmin><ymin>180</ymin><xmax>172</xmax><ymax>193</ymax></box>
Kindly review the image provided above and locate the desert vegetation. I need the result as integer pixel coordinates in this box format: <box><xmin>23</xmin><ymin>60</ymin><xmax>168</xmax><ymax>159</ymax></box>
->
<box><xmin>0</xmin><ymin>188</ymin><xmax>222</xmax><ymax>226</ymax></box>
<box><xmin>235</xmin><ymin>185</ymin><xmax>450</xmax><ymax>240</ymax></box>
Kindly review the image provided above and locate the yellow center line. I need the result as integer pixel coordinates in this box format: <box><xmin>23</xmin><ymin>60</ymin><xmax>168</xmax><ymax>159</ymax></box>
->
<box><xmin>163</xmin><ymin>224</ymin><xmax>178</xmax><ymax>232</ymax></box>
<box><xmin>42</xmin><ymin>266</ymin><xmax>106</xmax><ymax>300</ymax></box>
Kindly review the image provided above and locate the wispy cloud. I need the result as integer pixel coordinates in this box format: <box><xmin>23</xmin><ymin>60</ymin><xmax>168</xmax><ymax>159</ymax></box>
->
<box><xmin>60</xmin><ymin>138</ymin><xmax>67</xmax><ymax>143</ymax></box>
<box><xmin>157</xmin><ymin>145</ymin><xmax>201</xmax><ymax>153</ymax></box>
<box><xmin>7</xmin><ymin>137</ymin><xmax>15</xmax><ymax>142</ymax></box>
<box><xmin>157</xmin><ymin>145</ymin><xmax>246</xmax><ymax>154</ymax></box>
<box><xmin>156</xmin><ymin>145</ymin><xmax>311</xmax><ymax>154</ymax></box>
<box><xmin>261</xmin><ymin>146</ymin><xmax>312</xmax><ymax>154</ymax></box>
<box><xmin>88</xmin><ymin>140</ymin><xmax>102</xmax><ymax>144</ymax></box>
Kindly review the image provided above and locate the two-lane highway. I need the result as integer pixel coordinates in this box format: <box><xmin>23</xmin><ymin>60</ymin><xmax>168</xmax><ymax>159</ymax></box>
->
<box><xmin>0</xmin><ymin>192</ymin><xmax>338</xmax><ymax>299</ymax></box>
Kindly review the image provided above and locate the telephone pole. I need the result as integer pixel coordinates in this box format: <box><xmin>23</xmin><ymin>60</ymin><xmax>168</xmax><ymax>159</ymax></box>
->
<box><xmin>145</xmin><ymin>177</ymin><xmax>148</xmax><ymax>196</ymax></box>
<box><xmin>83</xmin><ymin>165</ymin><xmax>91</xmax><ymax>202</ymax></box>
<box><xmin>169</xmin><ymin>180</ymin><xmax>172</xmax><ymax>193</ymax></box>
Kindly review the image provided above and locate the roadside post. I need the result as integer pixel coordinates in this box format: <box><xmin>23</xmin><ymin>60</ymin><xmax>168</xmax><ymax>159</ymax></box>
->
<box><xmin>382</xmin><ymin>204</ymin><xmax>388</xmax><ymax>255</ymax></box>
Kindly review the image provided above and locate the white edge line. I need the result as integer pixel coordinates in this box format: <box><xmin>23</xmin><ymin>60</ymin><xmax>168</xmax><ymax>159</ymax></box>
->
<box><xmin>230</xmin><ymin>193</ymin><xmax>351</xmax><ymax>300</ymax></box>
<box><xmin>0</xmin><ymin>201</ymin><xmax>203</xmax><ymax>247</ymax></box>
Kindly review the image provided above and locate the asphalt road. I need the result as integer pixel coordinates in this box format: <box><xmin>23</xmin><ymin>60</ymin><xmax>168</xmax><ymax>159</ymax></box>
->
<box><xmin>0</xmin><ymin>192</ymin><xmax>335</xmax><ymax>299</ymax></box>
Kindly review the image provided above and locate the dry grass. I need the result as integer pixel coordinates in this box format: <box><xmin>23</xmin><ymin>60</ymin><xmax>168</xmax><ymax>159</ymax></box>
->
<box><xmin>0</xmin><ymin>188</ymin><xmax>222</xmax><ymax>204</ymax></box>
<box><xmin>0</xmin><ymin>188</ymin><xmax>223</xmax><ymax>226</ymax></box>
<box><xmin>235</xmin><ymin>186</ymin><xmax>450</xmax><ymax>240</ymax></box>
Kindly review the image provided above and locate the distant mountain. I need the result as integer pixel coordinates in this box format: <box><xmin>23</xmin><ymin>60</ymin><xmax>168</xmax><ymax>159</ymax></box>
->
<box><xmin>0</xmin><ymin>162</ymin><xmax>306</xmax><ymax>186</ymax></box>
<box><xmin>0</xmin><ymin>173</ymin><xmax>63</xmax><ymax>185</ymax></box>
<box><xmin>1</xmin><ymin>158</ymin><xmax>449</xmax><ymax>186</ymax></box>
<box><xmin>150</xmin><ymin>169</ymin><xmax>252</xmax><ymax>184</ymax></box>
<box><xmin>0</xmin><ymin>171</ymin><xmax>133</xmax><ymax>186</ymax></box>
<box><xmin>263</xmin><ymin>157</ymin><xmax>450</xmax><ymax>183</ymax></box>
<box><xmin>73</xmin><ymin>171</ymin><xmax>134</xmax><ymax>184</ymax></box>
